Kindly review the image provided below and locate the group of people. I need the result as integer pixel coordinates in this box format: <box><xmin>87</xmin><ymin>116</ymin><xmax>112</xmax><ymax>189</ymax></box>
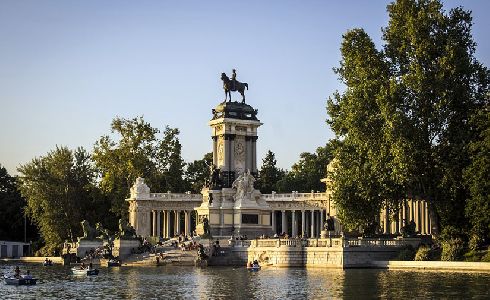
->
<box><xmin>78</xmin><ymin>262</ymin><xmax>94</xmax><ymax>270</ymax></box>
<box><xmin>12</xmin><ymin>266</ymin><xmax>32</xmax><ymax>279</ymax></box>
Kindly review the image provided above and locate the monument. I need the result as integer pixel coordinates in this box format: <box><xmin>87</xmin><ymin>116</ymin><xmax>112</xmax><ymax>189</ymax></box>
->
<box><xmin>195</xmin><ymin>70</ymin><xmax>272</xmax><ymax>237</ymax></box>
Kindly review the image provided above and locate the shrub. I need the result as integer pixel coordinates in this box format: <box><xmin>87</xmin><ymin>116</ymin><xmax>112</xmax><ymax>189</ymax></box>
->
<box><xmin>415</xmin><ymin>245</ymin><xmax>431</xmax><ymax>261</ymax></box>
<box><xmin>397</xmin><ymin>245</ymin><xmax>415</xmax><ymax>261</ymax></box>
<box><xmin>481</xmin><ymin>251</ymin><xmax>490</xmax><ymax>262</ymax></box>
<box><xmin>441</xmin><ymin>238</ymin><xmax>464</xmax><ymax>261</ymax></box>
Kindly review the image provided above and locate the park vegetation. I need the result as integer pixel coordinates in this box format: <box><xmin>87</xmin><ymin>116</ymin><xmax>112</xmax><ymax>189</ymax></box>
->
<box><xmin>326</xmin><ymin>0</ymin><xmax>489</xmax><ymax>254</ymax></box>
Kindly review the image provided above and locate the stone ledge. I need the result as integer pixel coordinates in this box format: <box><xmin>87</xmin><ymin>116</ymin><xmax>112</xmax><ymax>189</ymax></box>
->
<box><xmin>371</xmin><ymin>260</ymin><xmax>490</xmax><ymax>271</ymax></box>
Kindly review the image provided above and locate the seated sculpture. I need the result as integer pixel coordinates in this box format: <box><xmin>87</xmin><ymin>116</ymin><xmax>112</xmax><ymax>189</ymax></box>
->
<box><xmin>79</xmin><ymin>220</ymin><xmax>98</xmax><ymax>241</ymax></box>
<box><xmin>118</xmin><ymin>219</ymin><xmax>137</xmax><ymax>239</ymax></box>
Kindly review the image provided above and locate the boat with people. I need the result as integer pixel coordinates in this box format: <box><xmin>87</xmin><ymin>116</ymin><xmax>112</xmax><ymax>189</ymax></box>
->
<box><xmin>246</xmin><ymin>260</ymin><xmax>261</xmax><ymax>272</ymax></box>
<box><xmin>43</xmin><ymin>258</ymin><xmax>53</xmax><ymax>266</ymax></box>
<box><xmin>107</xmin><ymin>259</ymin><xmax>121</xmax><ymax>267</ymax></box>
<box><xmin>71</xmin><ymin>263</ymin><xmax>99</xmax><ymax>276</ymax></box>
<box><xmin>4</xmin><ymin>275</ymin><xmax>38</xmax><ymax>286</ymax></box>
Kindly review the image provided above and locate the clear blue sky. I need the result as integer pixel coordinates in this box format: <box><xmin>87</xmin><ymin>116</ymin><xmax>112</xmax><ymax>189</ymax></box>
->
<box><xmin>1</xmin><ymin>0</ymin><xmax>489</xmax><ymax>175</ymax></box>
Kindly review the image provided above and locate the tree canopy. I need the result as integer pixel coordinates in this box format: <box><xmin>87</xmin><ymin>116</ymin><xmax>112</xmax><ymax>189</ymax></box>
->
<box><xmin>327</xmin><ymin>0</ymin><xmax>489</xmax><ymax>236</ymax></box>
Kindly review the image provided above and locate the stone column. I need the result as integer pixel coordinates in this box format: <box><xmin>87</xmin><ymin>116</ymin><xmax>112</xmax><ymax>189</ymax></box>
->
<box><xmin>271</xmin><ymin>210</ymin><xmax>276</xmax><ymax>234</ymax></box>
<box><xmin>166</xmin><ymin>210</ymin><xmax>171</xmax><ymax>237</ymax></box>
<box><xmin>425</xmin><ymin>202</ymin><xmax>431</xmax><ymax>235</ymax></box>
<box><xmin>383</xmin><ymin>207</ymin><xmax>390</xmax><ymax>234</ymax></box>
<box><xmin>415</xmin><ymin>201</ymin><xmax>420</xmax><ymax>233</ymax></box>
<box><xmin>291</xmin><ymin>210</ymin><xmax>297</xmax><ymax>237</ymax></box>
<box><xmin>251</xmin><ymin>136</ymin><xmax>258</xmax><ymax>173</ymax></box>
<box><xmin>212</xmin><ymin>136</ymin><xmax>218</xmax><ymax>166</ymax></box>
<box><xmin>175</xmin><ymin>210</ymin><xmax>181</xmax><ymax>235</ymax></box>
<box><xmin>152</xmin><ymin>210</ymin><xmax>157</xmax><ymax>237</ymax></box>
<box><xmin>162</xmin><ymin>210</ymin><xmax>166</xmax><ymax>238</ymax></box>
<box><xmin>394</xmin><ymin>208</ymin><xmax>400</xmax><ymax>235</ymax></box>
<box><xmin>310</xmin><ymin>210</ymin><xmax>315</xmax><ymax>238</ymax></box>
<box><xmin>156</xmin><ymin>211</ymin><xmax>161</xmax><ymax>238</ymax></box>
<box><xmin>245</xmin><ymin>136</ymin><xmax>252</xmax><ymax>172</ymax></box>
<box><xmin>301</xmin><ymin>210</ymin><xmax>306</xmax><ymax>237</ymax></box>
<box><xmin>281</xmin><ymin>210</ymin><xmax>287</xmax><ymax>235</ymax></box>
<box><xmin>320</xmin><ymin>209</ymin><xmax>324</xmax><ymax>232</ymax></box>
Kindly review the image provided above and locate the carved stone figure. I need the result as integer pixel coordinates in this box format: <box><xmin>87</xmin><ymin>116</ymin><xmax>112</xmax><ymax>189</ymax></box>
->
<box><xmin>118</xmin><ymin>219</ymin><xmax>137</xmax><ymax>239</ymax></box>
<box><xmin>232</xmin><ymin>169</ymin><xmax>255</xmax><ymax>200</ymax></box>
<box><xmin>221</xmin><ymin>70</ymin><xmax>248</xmax><ymax>103</ymax></box>
<box><xmin>130</xmin><ymin>177</ymin><xmax>150</xmax><ymax>198</ymax></box>
<box><xmin>95</xmin><ymin>222</ymin><xmax>111</xmax><ymax>241</ymax></box>
<box><xmin>79</xmin><ymin>220</ymin><xmax>98</xmax><ymax>240</ymax></box>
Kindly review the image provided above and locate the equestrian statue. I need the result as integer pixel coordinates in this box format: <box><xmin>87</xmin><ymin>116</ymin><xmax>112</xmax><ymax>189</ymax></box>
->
<box><xmin>221</xmin><ymin>69</ymin><xmax>248</xmax><ymax>103</ymax></box>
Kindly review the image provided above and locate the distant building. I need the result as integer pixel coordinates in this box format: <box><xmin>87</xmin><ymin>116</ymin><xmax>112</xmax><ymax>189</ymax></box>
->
<box><xmin>0</xmin><ymin>241</ymin><xmax>30</xmax><ymax>258</ymax></box>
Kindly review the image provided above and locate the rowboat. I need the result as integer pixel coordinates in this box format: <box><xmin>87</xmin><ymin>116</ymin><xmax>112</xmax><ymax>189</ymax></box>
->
<box><xmin>71</xmin><ymin>267</ymin><xmax>99</xmax><ymax>276</ymax></box>
<box><xmin>4</xmin><ymin>275</ymin><xmax>37</xmax><ymax>285</ymax></box>
<box><xmin>246</xmin><ymin>265</ymin><xmax>261</xmax><ymax>272</ymax></box>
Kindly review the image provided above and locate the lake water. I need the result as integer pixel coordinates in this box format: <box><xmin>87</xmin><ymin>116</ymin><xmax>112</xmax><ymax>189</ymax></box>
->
<box><xmin>1</xmin><ymin>263</ymin><xmax>489</xmax><ymax>299</ymax></box>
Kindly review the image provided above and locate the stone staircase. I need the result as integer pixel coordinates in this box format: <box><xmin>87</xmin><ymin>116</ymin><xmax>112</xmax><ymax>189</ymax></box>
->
<box><xmin>123</xmin><ymin>249</ymin><xmax>198</xmax><ymax>266</ymax></box>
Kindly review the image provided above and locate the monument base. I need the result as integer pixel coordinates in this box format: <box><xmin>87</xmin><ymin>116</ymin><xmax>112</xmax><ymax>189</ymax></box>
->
<box><xmin>113</xmin><ymin>239</ymin><xmax>140</xmax><ymax>259</ymax></box>
<box><xmin>76</xmin><ymin>239</ymin><xmax>104</xmax><ymax>258</ymax></box>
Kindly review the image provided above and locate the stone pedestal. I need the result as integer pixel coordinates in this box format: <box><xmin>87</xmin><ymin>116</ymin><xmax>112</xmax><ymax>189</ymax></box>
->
<box><xmin>112</xmin><ymin>239</ymin><xmax>141</xmax><ymax>259</ymax></box>
<box><xmin>76</xmin><ymin>239</ymin><xmax>104</xmax><ymax>258</ymax></box>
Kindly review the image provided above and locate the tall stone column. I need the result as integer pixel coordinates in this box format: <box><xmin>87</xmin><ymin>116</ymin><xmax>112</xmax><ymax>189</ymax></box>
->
<box><xmin>156</xmin><ymin>211</ymin><xmax>161</xmax><ymax>238</ymax></box>
<box><xmin>175</xmin><ymin>210</ymin><xmax>181</xmax><ymax>235</ymax></box>
<box><xmin>415</xmin><ymin>201</ymin><xmax>420</xmax><ymax>233</ymax></box>
<box><xmin>384</xmin><ymin>207</ymin><xmax>390</xmax><ymax>234</ymax></box>
<box><xmin>320</xmin><ymin>209</ymin><xmax>324</xmax><ymax>232</ymax></box>
<box><xmin>291</xmin><ymin>210</ymin><xmax>297</xmax><ymax>237</ymax></box>
<box><xmin>271</xmin><ymin>210</ymin><xmax>276</xmax><ymax>234</ymax></box>
<box><xmin>310</xmin><ymin>210</ymin><xmax>315</xmax><ymax>238</ymax></box>
<box><xmin>251</xmin><ymin>136</ymin><xmax>258</xmax><ymax>173</ymax></box>
<box><xmin>166</xmin><ymin>210</ymin><xmax>171</xmax><ymax>237</ymax></box>
<box><xmin>212</xmin><ymin>136</ymin><xmax>218</xmax><ymax>166</ymax></box>
<box><xmin>184</xmin><ymin>211</ymin><xmax>191</xmax><ymax>236</ymax></box>
<box><xmin>394</xmin><ymin>208</ymin><xmax>400</xmax><ymax>235</ymax></box>
<box><xmin>281</xmin><ymin>210</ymin><xmax>287</xmax><ymax>235</ymax></box>
<box><xmin>152</xmin><ymin>210</ymin><xmax>157</xmax><ymax>237</ymax></box>
<box><xmin>301</xmin><ymin>210</ymin><xmax>306</xmax><ymax>237</ymax></box>
<box><xmin>245</xmin><ymin>136</ymin><xmax>252</xmax><ymax>171</ymax></box>
<box><xmin>162</xmin><ymin>210</ymin><xmax>166</xmax><ymax>238</ymax></box>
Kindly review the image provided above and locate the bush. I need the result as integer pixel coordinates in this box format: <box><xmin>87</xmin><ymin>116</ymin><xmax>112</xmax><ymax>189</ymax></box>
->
<box><xmin>441</xmin><ymin>238</ymin><xmax>464</xmax><ymax>261</ymax></box>
<box><xmin>415</xmin><ymin>245</ymin><xmax>431</xmax><ymax>261</ymax></box>
<box><xmin>396</xmin><ymin>245</ymin><xmax>415</xmax><ymax>261</ymax></box>
<box><xmin>481</xmin><ymin>251</ymin><xmax>490</xmax><ymax>262</ymax></box>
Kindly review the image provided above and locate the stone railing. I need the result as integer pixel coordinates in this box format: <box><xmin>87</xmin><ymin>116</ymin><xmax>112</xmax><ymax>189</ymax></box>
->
<box><xmin>233</xmin><ymin>240</ymin><xmax>251</xmax><ymax>247</ymax></box>
<box><xmin>249</xmin><ymin>237</ymin><xmax>420</xmax><ymax>248</ymax></box>
<box><xmin>261</xmin><ymin>192</ymin><xmax>328</xmax><ymax>201</ymax></box>
<box><xmin>149</xmin><ymin>193</ymin><xmax>202</xmax><ymax>201</ymax></box>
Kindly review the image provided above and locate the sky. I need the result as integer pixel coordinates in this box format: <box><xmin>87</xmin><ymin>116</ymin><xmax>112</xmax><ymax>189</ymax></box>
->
<box><xmin>1</xmin><ymin>0</ymin><xmax>489</xmax><ymax>175</ymax></box>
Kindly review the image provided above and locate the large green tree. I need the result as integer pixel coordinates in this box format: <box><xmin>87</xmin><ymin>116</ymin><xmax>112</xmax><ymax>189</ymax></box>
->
<box><xmin>276</xmin><ymin>144</ymin><xmax>334</xmax><ymax>193</ymax></box>
<box><xmin>256</xmin><ymin>150</ymin><xmax>285</xmax><ymax>193</ymax></box>
<box><xmin>93</xmin><ymin>117</ymin><xmax>186</xmax><ymax>219</ymax></box>
<box><xmin>17</xmin><ymin>147</ymin><xmax>101</xmax><ymax>255</ymax></box>
<box><xmin>0</xmin><ymin>165</ymin><xmax>37</xmax><ymax>242</ymax></box>
<box><xmin>327</xmin><ymin>0</ymin><xmax>489</xmax><ymax>234</ymax></box>
<box><xmin>185</xmin><ymin>152</ymin><xmax>213</xmax><ymax>193</ymax></box>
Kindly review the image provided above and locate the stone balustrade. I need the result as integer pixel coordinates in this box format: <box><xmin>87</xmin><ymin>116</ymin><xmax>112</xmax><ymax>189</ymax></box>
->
<box><xmin>262</xmin><ymin>192</ymin><xmax>328</xmax><ymax>201</ymax></box>
<box><xmin>148</xmin><ymin>193</ymin><xmax>202</xmax><ymax>201</ymax></box>
<box><xmin>249</xmin><ymin>237</ymin><xmax>421</xmax><ymax>248</ymax></box>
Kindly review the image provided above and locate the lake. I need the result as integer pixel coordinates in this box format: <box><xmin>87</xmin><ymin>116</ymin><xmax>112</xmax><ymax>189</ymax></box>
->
<box><xmin>1</xmin><ymin>263</ymin><xmax>489</xmax><ymax>299</ymax></box>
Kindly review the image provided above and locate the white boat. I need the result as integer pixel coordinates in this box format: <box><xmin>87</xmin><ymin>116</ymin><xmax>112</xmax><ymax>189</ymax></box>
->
<box><xmin>71</xmin><ymin>267</ymin><xmax>99</xmax><ymax>276</ymax></box>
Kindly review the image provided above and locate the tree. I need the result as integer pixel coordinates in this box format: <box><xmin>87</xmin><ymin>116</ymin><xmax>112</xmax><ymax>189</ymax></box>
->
<box><xmin>276</xmin><ymin>144</ymin><xmax>334</xmax><ymax>193</ymax></box>
<box><xmin>185</xmin><ymin>152</ymin><xmax>213</xmax><ymax>193</ymax></box>
<box><xmin>327</xmin><ymin>0</ymin><xmax>489</xmax><ymax>234</ymax></box>
<box><xmin>0</xmin><ymin>165</ymin><xmax>37</xmax><ymax>242</ymax></box>
<box><xmin>256</xmin><ymin>150</ymin><xmax>285</xmax><ymax>193</ymax></box>
<box><xmin>17</xmin><ymin>147</ymin><xmax>100</xmax><ymax>255</ymax></box>
<box><xmin>93</xmin><ymin>116</ymin><xmax>186</xmax><ymax>220</ymax></box>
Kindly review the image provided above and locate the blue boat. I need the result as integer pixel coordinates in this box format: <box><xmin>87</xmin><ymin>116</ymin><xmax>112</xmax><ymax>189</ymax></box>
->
<box><xmin>4</xmin><ymin>275</ymin><xmax>38</xmax><ymax>285</ymax></box>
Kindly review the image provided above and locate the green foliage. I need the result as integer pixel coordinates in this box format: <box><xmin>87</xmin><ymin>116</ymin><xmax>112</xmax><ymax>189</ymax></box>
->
<box><xmin>256</xmin><ymin>150</ymin><xmax>285</xmax><ymax>193</ymax></box>
<box><xmin>17</xmin><ymin>146</ymin><xmax>102</xmax><ymax>254</ymax></box>
<box><xmin>481</xmin><ymin>251</ymin><xmax>490</xmax><ymax>262</ymax></box>
<box><xmin>0</xmin><ymin>165</ymin><xmax>37</xmax><ymax>241</ymax></box>
<box><xmin>93</xmin><ymin>116</ymin><xmax>186</xmax><ymax>219</ymax></box>
<box><xmin>464</xmin><ymin>107</ymin><xmax>490</xmax><ymax>241</ymax></box>
<box><xmin>415</xmin><ymin>245</ymin><xmax>431</xmax><ymax>261</ymax></box>
<box><xmin>276</xmin><ymin>143</ymin><xmax>334</xmax><ymax>193</ymax></box>
<box><xmin>185</xmin><ymin>152</ymin><xmax>213</xmax><ymax>193</ymax></box>
<box><xmin>327</xmin><ymin>0</ymin><xmax>489</xmax><ymax>235</ymax></box>
<box><xmin>441</xmin><ymin>238</ymin><xmax>464</xmax><ymax>261</ymax></box>
<box><xmin>397</xmin><ymin>245</ymin><xmax>416</xmax><ymax>261</ymax></box>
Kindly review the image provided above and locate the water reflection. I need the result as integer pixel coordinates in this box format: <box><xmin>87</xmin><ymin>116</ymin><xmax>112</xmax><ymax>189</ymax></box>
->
<box><xmin>1</xmin><ymin>263</ymin><xmax>489</xmax><ymax>299</ymax></box>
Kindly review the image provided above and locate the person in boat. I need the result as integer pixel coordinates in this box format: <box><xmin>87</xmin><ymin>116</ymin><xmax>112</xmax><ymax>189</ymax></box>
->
<box><xmin>253</xmin><ymin>260</ymin><xmax>259</xmax><ymax>267</ymax></box>
<box><xmin>80</xmin><ymin>262</ymin><xmax>86</xmax><ymax>270</ymax></box>
<box><xmin>14</xmin><ymin>266</ymin><xmax>21</xmax><ymax>278</ymax></box>
<box><xmin>88</xmin><ymin>263</ymin><xmax>93</xmax><ymax>270</ymax></box>
<box><xmin>22</xmin><ymin>270</ymin><xmax>32</xmax><ymax>279</ymax></box>
<box><xmin>247</xmin><ymin>261</ymin><xmax>253</xmax><ymax>268</ymax></box>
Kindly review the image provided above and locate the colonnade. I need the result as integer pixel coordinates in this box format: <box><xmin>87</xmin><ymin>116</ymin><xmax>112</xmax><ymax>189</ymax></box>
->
<box><xmin>149</xmin><ymin>210</ymin><xmax>194</xmax><ymax>238</ymax></box>
<box><xmin>381</xmin><ymin>200</ymin><xmax>431</xmax><ymax>235</ymax></box>
<box><xmin>271</xmin><ymin>209</ymin><xmax>336</xmax><ymax>238</ymax></box>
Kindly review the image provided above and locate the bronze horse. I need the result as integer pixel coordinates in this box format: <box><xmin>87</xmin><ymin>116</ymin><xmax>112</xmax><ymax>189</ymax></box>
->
<box><xmin>221</xmin><ymin>73</ymin><xmax>248</xmax><ymax>103</ymax></box>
